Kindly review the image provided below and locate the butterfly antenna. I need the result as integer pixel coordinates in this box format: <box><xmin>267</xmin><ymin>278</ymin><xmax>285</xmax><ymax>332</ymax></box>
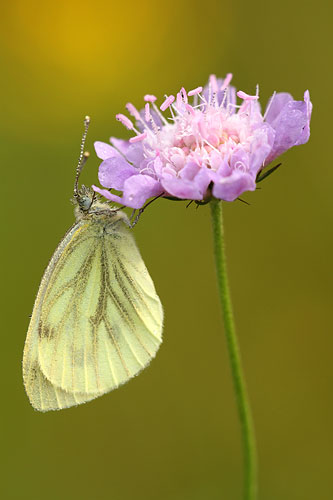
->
<box><xmin>74</xmin><ymin>116</ymin><xmax>90</xmax><ymax>199</ymax></box>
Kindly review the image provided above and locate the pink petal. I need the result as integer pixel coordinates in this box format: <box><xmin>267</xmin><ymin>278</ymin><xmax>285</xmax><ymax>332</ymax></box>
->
<box><xmin>98</xmin><ymin>157</ymin><xmax>138</xmax><ymax>190</ymax></box>
<box><xmin>121</xmin><ymin>175</ymin><xmax>162</xmax><ymax>208</ymax></box>
<box><xmin>92</xmin><ymin>185</ymin><xmax>121</xmax><ymax>202</ymax></box>
<box><xmin>265</xmin><ymin>93</ymin><xmax>312</xmax><ymax>163</ymax></box>
<box><xmin>212</xmin><ymin>170</ymin><xmax>256</xmax><ymax>202</ymax></box>
<box><xmin>264</xmin><ymin>93</ymin><xmax>293</xmax><ymax>124</ymax></box>
<box><xmin>94</xmin><ymin>141</ymin><xmax>123</xmax><ymax>160</ymax></box>
<box><xmin>110</xmin><ymin>137</ymin><xmax>131</xmax><ymax>156</ymax></box>
<box><xmin>162</xmin><ymin>166</ymin><xmax>210</xmax><ymax>200</ymax></box>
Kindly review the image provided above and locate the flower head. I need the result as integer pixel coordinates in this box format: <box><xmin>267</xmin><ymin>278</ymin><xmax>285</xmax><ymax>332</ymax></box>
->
<box><xmin>93</xmin><ymin>74</ymin><xmax>312</xmax><ymax>209</ymax></box>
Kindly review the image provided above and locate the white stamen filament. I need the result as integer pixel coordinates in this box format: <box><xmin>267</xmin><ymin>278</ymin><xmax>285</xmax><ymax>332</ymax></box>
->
<box><xmin>203</xmin><ymin>139</ymin><xmax>220</xmax><ymax>153</ymax></box>
<box><xmin>145</xmin><ymin>103</ymin><xmax>151</xmax><ymax>122</ymax></box>
<box><xmin>220</xmin><ymin>89</ymin><xmax>228</xmax><ymax>109</ymax></box>
<box><xmin>211</xmin><ymin>92</ymin><xmax>218</xmax><ymax>108</ymax></box>
<box><xmin>208</xmin><ymin>82</ymin><xmax>212</xmax><ymax>106</ymax></box>
<box><xmin>176</xmin><ymin>92</ymin><xmax>182</xmax><ymax>109</ymax></box>
<box><xmin>263</xmin><ymin>91</ymin><xmax>276</xmax><ymax>121</ymax></box>
<box><xmin>152</xmin><ymin>102</ymin><xmax>168</xmax><ymax>125</ymax></box>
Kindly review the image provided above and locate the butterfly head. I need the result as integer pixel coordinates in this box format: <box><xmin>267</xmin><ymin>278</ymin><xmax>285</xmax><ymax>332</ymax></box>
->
<box><xmin>75</xmin><ymin>184</ymin><xmax>95</xmax><ymax>212</ymax></box>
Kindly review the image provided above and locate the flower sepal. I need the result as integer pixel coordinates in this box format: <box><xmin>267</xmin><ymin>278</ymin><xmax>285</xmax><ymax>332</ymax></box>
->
<box><xmin>256</xmin><ymin>163</ymin><xmax>282</xmax><ymax>183</ymax></box>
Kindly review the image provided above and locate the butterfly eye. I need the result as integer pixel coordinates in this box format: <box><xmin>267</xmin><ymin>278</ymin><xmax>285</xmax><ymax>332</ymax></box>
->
<box><xmin>79</xmin><ymin>195</ymin><xmax>93</xmax><ymax>211</ymax></box>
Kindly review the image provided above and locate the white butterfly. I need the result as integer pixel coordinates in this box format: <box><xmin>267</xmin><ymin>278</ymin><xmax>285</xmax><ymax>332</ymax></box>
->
<box><xmin>23</xmin><ymin>118</ymin><xmax>163</xmax><ymax>411</ymax></box>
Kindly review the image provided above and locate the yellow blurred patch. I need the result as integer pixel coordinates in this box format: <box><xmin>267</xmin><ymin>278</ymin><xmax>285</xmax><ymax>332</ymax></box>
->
<box><xmin>1</xmin><ymin>0</ymin><xmax>168</xmax><ymax>75</ymax></box>
<box><xmin>0</xmin><ymin>0</ymin><xmax>232</xmax><ymax>137</ymax></box>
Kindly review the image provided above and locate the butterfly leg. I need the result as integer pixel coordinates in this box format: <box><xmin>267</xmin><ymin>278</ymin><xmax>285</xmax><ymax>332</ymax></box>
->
<box><xmin>129</xmin><ymin>193</ymin><xmax>165</xmax><ymax>228</ymax></box>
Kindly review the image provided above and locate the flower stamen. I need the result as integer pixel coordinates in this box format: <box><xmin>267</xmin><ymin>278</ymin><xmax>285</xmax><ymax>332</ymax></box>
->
<box><xmin>160</xmin><ymin>95</ymin><xmax>175</xmax><ymax>112</ymax></box>
<box><xmin>144</xmin><ymin>95</ymin><xmax>157</xmax><ymax>103</ymax></box>
<box><xmin>125</xmin><ymin>102</ymin><xmax>141</xmax><ymax>121</ymax></box>
<box><xmin>129</xmin><ymin>132</ymin><xmax>147</xmax><ymax>143</ymax></box>
<box><xmin>237</xmin><ymin>90</ymin><xmax>259</xmax><ymax>101</ymax></box>
<box><xmin>188</xmin><ymin>86</ymin><xmax>203</xmax><ymax>96</ymax></box>
<box><xmin>116</xmin><ymin>113</ymin><xmax>135</xmax><ymax>130</ymax></box>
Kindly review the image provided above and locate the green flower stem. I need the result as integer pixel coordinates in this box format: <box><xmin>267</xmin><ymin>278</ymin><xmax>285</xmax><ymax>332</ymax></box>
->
<box><xmin>210</xmin><ymin>199</ymin><xmax>257</xmax><ymax>500</ymax></box>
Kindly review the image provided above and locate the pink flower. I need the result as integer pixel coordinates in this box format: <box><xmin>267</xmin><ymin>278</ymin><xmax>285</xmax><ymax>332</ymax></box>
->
<box><xmin>92</xmin><ymin>74</ymin><xmax>312</xmax><ymax>209</ymax></box>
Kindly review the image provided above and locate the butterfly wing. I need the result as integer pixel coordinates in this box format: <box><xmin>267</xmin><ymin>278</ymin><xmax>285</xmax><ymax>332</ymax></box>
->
<box><xmin>23</xmin><ymin>220</ymin><xmax>102</xmax><ymax>410</ymax></box>
<box><xmin>23</xmin><ymin>334</ymin><xmax>100</xmax><ymax>411</ymax></box>
<box><xmin>23</xmin><ymin>215</ymin><xmax>163</xmax><ymax>411</ymax></box>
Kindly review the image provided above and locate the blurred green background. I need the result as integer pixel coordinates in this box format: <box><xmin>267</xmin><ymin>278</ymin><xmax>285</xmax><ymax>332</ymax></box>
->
<box><xmin>1</xmin><ymin>0</ymin><xmax>332</xmax><ymax>498</ymax></box>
